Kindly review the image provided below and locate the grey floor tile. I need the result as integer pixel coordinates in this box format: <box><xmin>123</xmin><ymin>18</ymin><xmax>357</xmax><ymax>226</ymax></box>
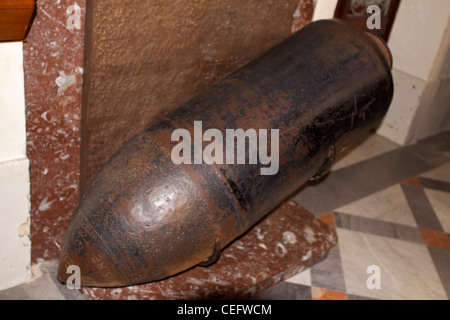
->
<box><xmin>0</xmin><ymin>260</ymin><xmax>88</xmax><ymax>300</ymax></box>
<box><xmin>0</xmin><ymin>274</ymin><xmax>65</xmax><ymax>300</ymax></box>
<box><xmin>310</xmin><ymin>245</ymin><xmax>346</xmax><ymax>293</ymax></box>
<box><xmin>410</xmin><ymin>131</ymin><xmax>450</xmax><ymax>167</ymax></box>
<box><xmin>336</xmin><ymin>184</ymin><xmax>418</xmax><ymax>227</ymax></box>
<box><xmin>419</xmin><ymin>162</ymin><xmax>450</xmax><ymax>183</ymax></box>
<box><xmin>401</xmin><ymin>184</ymin><xmax>444</xmax><ymax>231</ymax></box>
<box><xmin>424</xmin><ymin>188</ymin><xmax>450</xmax><ymax>234</ymax></box>
<box><xmin>251</xmin><ymin>282</ymin><xmax>311</xmax><ymax>300</ymax></box>
<box><xmin>334</xmin><ymin>212</ymin><xmax>424</xmax><ymax>243</ymax></box>
<box><xmin>419</xmin><ymin>177</ymin><xmax>450</xmax><ymax>193</ymax></box>
<box><xmin>427</xmin><ymin>247</ymin><xmax>450</xmax><ymax>299</ymax></box>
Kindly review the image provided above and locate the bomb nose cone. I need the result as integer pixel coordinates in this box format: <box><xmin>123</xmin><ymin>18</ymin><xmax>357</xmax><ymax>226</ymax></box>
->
<box><xmin>57</xmin><ymin>132</ymin><xmax>224</xmax><ymax>287</ymax></box>
<box><xmin>57</xmin><ymin>227</ymin><xmax>131</xmax><ymax>287</ymax></box>
<box><xmin>56</xmin><ymin>175</ymin><xmax>217</xmax><ymax>287</ymax></box>
<box><xmin>56</xmin><ymin>204</ymin><xmax>172</xmax><ymax>287</ymax></box>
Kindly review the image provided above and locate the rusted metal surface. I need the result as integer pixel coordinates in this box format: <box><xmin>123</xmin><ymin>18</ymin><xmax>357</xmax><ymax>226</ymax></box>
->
<box><xmin>57</xmin><ymin>19</ymin><xmax>394</xmax><ymax>287</ymax></box>
<box><xmin>83</xmin><ymin>201</ymin><xmax>338</xmax><ymax>300</ymax></box>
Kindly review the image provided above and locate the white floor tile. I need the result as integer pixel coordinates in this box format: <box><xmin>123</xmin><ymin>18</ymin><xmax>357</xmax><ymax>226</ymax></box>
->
<box><xmin>420</xmin><ymin>163</ymin><xmax>450</xmax><ymax>183</ymax></box>
<box><xmin>285</xmin><ymin>268</ymin><xmax>311</xmax><ymax>286</ymax></box>
<box><xmin>336</xmin><ymin>184</ymin><xmax>418</xmax><ymax>227</ymax></box>
<box><xmin>424</xmin><ymin>188</ymin><xmax>450</xmax><ymax>233</ymax></box>
<box><xmin>332</xmin><ymin>133</ymin><xmax>399</xmax><ymax>171</ymax></box>
<box><xmin>337</xmin><ymin>228</ymin><xmax>447</xmax><ymax>300</ymax></box>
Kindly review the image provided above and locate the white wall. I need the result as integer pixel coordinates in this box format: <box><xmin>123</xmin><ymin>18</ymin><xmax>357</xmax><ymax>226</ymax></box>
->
<box><xmin>312</xmin><ymin>0</ymin><xmax>338</xmax><ymax>21</ymax></box>
<box><xmin>405</xmin><ymin>15</ymin><xmax>450</xmax><ymax>144</ymax></box>
<box><xmin>387</xmin><ymin>0</ymin><xmax>450</xmax><ymax>82</ymax></box>
<box><xmin>313</xmin><ymin>0</ymin><xmax>450</xmax><ymax>145</ymax></box>
<box><xmin>0</xmin><ymin>42</ymin><xmax>31</xmax><ymax>290</ymax></box>
<box><xmin>378</xmin><ymin>0</ymin><xmax>450</xmax><ymax>145</ymax></box>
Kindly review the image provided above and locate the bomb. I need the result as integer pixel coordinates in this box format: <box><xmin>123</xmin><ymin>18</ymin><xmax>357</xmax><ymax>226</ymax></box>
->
<box><xmin>57</xmin><ymin>19</ymin><xmax>393</xmax><ymax>287</ymax></box>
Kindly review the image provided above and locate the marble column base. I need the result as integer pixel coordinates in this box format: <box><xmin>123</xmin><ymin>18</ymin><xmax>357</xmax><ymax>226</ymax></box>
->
<box><xmin>83</xmin><ymin>200</ymin><xmax>338</xmax><ymax>300</ymax></box>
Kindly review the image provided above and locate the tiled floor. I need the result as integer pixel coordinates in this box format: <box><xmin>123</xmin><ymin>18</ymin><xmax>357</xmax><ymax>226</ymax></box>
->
<box><xmin>255</xmin><ymin>130</ymin><xmax>450</xmax><ymax>300</ymax></box>
<box><xmin>0</xmin><ymin>260</ymin><xmax>89</xmax><ymax>300</ymax></box>
<box><xmin>1</xmin><ymin>131</ymin><xmax>449</xmax><ymax>300</ymax></box>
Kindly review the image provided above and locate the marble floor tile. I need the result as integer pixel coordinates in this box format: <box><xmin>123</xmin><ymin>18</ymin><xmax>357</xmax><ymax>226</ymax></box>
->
<box><xmin>332</xmin><ymin>132</ymin><xmax>399</xmax><ymax>171</ymax></box>
<box><xmin>0</xmin><ymin>260</ymin><xmax>88</xmax><ymax>300</ymax></box>
<box><xmin>419</xmin><ymin>162</ymin><xmax>450</xmax><ymax>184</ymax></box>
<box><xmin>310</xmin><ymin>245</ymin><xmax>346</xmax><ymax>293</ymax></box>
<box><xmin>285</xmin><ymin>268</ymin><xmax>311</xmax><ymax>287</ymax></box>
<box><xmin>423</xmin><ymin>188</ymin><xmax>450</xmax><ymax>233</ymax></box>
<box><xmin>0</xmin><ymin>274</ymin><xmax>66</xmax><ymax>300</ymax></box>
<box><xmin>401</xmin><ymin>185</ymin><xmax>444</xmax><ymax>231</ymax></box>
<box><xmin>336</xmin><ymin>185</ymin><xmax>418</xmax><ymax>227</ymax></box>
<box><xmin>337</xmin><ymin>228</ymin><xmax>447</xmax><ymax>300</ymax></box>
<box><xmin>334</xmin><ymin>212</ymin><xmax>424</xmax><ymax>243</ymax></box>
<box><xmin>419</xmin><ymin>178</ymin><xmax>450</xmax><ymax>193</ymax></box>
<box><xmin>410</xmin><ymin>131</ymin><xmax>450</xmax><ymax>168</ymax></box>
<box><xmin>427</xmin><ymin>247</ymin><xmax>450</xmax><ymax>299</ymax></box>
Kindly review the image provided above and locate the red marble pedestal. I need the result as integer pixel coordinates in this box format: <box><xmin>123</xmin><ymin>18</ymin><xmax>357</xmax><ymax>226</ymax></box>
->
<box><xmin>83</xmin><ymin>200</ymin><xmax>337</xmax><ymax>300</ymax></box>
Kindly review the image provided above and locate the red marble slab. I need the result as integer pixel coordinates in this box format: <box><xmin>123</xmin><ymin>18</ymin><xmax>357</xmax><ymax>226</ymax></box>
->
<box><xmin>23</xmin><ymin>0</ymin><xmax>86</xmax><ymax>263</ymax></box>
<box><xmin>83</xmin><ymin>200</ymin><xmax>337</xmax><ymax>300</ymax></box>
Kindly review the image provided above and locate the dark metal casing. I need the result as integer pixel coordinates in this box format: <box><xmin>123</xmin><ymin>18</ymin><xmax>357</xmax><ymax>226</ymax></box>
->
<box><xmin>58</xmin><ymin>20</ymin><xmax>393</xmax><ymax>287</ymax></box>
